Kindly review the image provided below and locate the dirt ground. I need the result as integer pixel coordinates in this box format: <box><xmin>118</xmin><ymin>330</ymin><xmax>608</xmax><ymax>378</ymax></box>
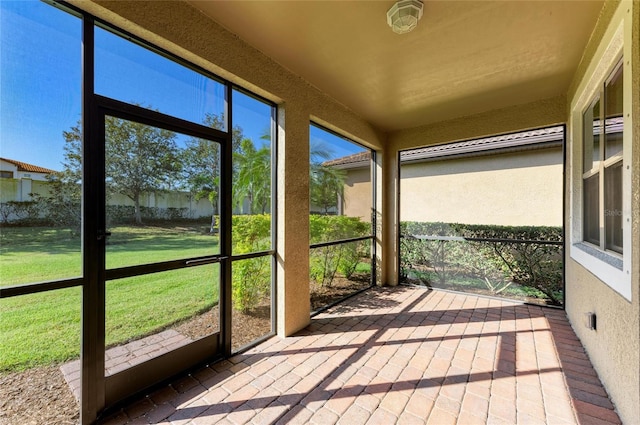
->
<box><xmin>0</xmin><ymin>278</ymin><xmax>369</xmax><ymax>425</ymax></box>
<box><xmin>0</xmin><ymin>365</ymin><xmax>79</xmax><ymax>425</ymax></box>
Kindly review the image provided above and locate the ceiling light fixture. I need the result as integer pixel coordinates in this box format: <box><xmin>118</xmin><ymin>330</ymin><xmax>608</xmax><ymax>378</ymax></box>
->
<box><xmin>386</xmin><ymin>0</ymin><xmax>424</xmax><ymax>35</ymax></box>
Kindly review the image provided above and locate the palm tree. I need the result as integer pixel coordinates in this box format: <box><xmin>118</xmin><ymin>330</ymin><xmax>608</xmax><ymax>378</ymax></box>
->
<box><xmin>309</xmin><ymin>141</ymin><xmax>345</xmax><ymax>214</ymax></box>
<box><xmin>310</xmin><ymin>164</ymin><xmax>346</xmax><ymax>214</ymax></box>
<box><xmin>233</xmin><ymin>138</ymin><xmax>271</xmax><ymax>214</ymax></box>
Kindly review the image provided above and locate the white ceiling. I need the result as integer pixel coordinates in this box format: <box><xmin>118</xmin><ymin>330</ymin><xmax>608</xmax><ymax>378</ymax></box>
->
<box><xmin>187</xmin><ymin>0</ymin><xmax>604</xmax><ymax>132</ymax></box>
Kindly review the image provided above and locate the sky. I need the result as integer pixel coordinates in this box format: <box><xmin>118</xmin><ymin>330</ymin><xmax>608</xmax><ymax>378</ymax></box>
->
<box><xmin>0</xmin><ymin>1</ymin><xmax>364</xmax><ymax>173</ymax></box>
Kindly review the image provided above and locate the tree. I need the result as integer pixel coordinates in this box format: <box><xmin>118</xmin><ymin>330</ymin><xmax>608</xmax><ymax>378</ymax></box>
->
<box><xmin>183</xmin><ymin>113</ymin><xmax>246</xmax><ymax>229</ymax></box>
<box><xmin>59</xmin><ymin>116</ymin><xmax>181</xmax><ymax>225</ymax></box>
<box><xmin>105</xmin><ymin>117</ymin><xmax>181</xmax><ymax>224</ymax></box>
<box><xmin>310</xmin><ymin>165</ymin><xmax>346</xmax><ymax>214</ymax></box>
<box><xmin>182</xmin><ymin>137</ymin><xmax>221</xmax><ymax>231</ymax></box>
<box><xmin>30</xmin><ymin>123</ymin><xmax>83</xmax><ymax>234</ymax></box>
<box><xmin>309</xmin><ymin>141</ymin><xmax>346</xmax><ymax>214</ymax></box>
<box><xmin>233</xmin><ymin>138</ymin><xmax>271</xmax><ymax>214</ymax></box>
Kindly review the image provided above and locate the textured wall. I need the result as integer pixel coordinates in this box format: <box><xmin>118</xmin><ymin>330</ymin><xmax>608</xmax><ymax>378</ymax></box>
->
<box><xmin>564</xmin><ymin>2</ymin><xmax>640</xmax><ymax>423</ymax></box>
<box><xmin>383</xmin><ymin>96</ymin><xmax>567</xmax><ymax>285</ymax></box>
<box><xmin>399</xmin><ymin>148</ymin><xmax>563</xmax><ymax>226</ymax></box>
<box><xmin>342</xmin><ymin>168</ymin><xmax>373</xmax><ymax>223</ymax></box>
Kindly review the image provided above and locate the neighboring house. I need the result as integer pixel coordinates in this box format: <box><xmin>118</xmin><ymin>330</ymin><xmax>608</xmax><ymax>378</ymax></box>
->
<box><xmin>322</xmin><ymin>151</ymin><xmax>373</xmax><ymax>221</ymax></box>
<box><xmin>0</xmin><ymin>157</ymin><xmax>55</xmax><ymax>202</ymax></box>
<box><xmin>327</xmin><ymin>126</ymin><xmax>563</xmax><ymax>227</ymax></box>
<box><xmin>0</xmin><ymin>157</ymin><xmax>55</xmax><ymax>181</ymax></box>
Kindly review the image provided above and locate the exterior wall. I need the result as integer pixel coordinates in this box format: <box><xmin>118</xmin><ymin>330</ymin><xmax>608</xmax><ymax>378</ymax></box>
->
<box><xmin>0</xmin><ymin>178</ymin><xmax>50</xmax><ymax>202</ymax></box>
<box><xmin>0</xmin><ymin>179</ymin><xmax>20</xmax><ymax>203</ymax></box>
<box><xmin>69</xmin><ymin>0</ymin><xmax>386</xmax><ymax>336</ymax></box>
<box><xmin>0</xmin><ymin>161</ymin><xmax>18</xmax><ymax>179</ymax></box>
<box><xmin>385</xmin><ymin>97</ymin><xmax>568</xmax><ymax>285</ymax></box>
<box><xmin>15</xmin><ymin>171</ymin><xmax>47</xmax><ymax>181</ymax></box>
<box><xmin>565</xmin><ymin>1</ymin><xmax>640</xmax><ymax>423</ymax></box>
<box><xmin>342</xmin><ymin>167</ymin><xmax>373</xmax><ymax>222</ymax></box>
<box><xmin>107</xmin><ymin>192</ymin><xmax>213</xmax><ymax>219</ymax></box>
<box><xmin>399</xmin><ymin>148</ymin><xmax>563</xmax><ymax>226</ymax></box>
<box><xmin>1</xmin><ymin>160</ymin><xmax>53</xmax><ymax>203</ymax></box>
<box><xmin>0</xmin><ymin>177</ymin><xmax>213</xmax><ymax>219</ymax></box>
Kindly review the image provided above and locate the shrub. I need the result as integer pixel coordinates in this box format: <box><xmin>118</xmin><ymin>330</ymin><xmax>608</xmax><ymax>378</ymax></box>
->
<box><xmin>164</xmin><ymin>207</ymin><xmax>189</xmax><ymax>221</ymax></box>
<box><xmin>106</xmin><ymin>205</ymin><xmax>190</xmax><ymax>225</ymax></box>
<box><xmin>233</xmin><ymin>256</ymin><xmax>270</xmax><ymax>313</ymax></box>
<box><xmin>337</xmin><ymin>242</ymin><xmax>360</xmax><ymax>279</ymax></box>
<box><xmin>231</xmin><ymin>214</ymin><xmax>271</xmax><ymax>312</ymax></box>
<box><xmin>309</xmin><ymin>215</ymin><xmax>370</xmax><ymax>287</ymax></box>
<box><xmin>0</xmin><ymin>201</ymin><xmax>39</xmax><ymax>225</ymax></box>
<box><xmin>400</xmin><ymin>221</ymin><xmax>563</xmax><ymax>305</ymax></box>
<box><xmin>232</xmin><ymin>214</ymin><xmax>271</xmax><ymax>251</ymax></box>
<box><xmin>309</xmin><ymin>215</ymin><xmax>370</xmax><ymax>244</ymax></box>
<box><xmin>106</xmin><ymin>205</ymin><xmax>136</xmax><ymax>225</ymax></box>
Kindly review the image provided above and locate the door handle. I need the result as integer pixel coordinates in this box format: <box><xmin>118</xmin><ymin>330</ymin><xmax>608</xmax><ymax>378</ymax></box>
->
<box><xmin>97</xmin><ymin>230</ymin><xmax>112</xmax><ymax>241</ymax></box>
<box><xmin>185</xmin><ymin>256</ymin><xmax>228</xmax><ymax>266</ymax></box>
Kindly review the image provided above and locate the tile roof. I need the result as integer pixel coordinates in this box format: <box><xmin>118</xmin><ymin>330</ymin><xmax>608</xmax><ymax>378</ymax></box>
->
<box><xmin>0</xmin><ymin>157</ymin><xmax>56</xmax><ymax>174</ymax></box>
<box><xmin>400</xmin><ymin>125</ymin><xmax>564</xmax><ymax>163</ymax></box>
<box><xmin>323</xmin><ymin>151</ymin><xmax>371</xmax><ymax>168</ymax></box>
<box><xmin>325</xmin><ymin>125</ymin><xmax>565</xmax><ymax>168</ymax></box>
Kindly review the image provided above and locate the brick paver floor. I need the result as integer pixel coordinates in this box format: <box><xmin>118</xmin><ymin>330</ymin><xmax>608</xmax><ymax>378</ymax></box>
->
<box><xmin>61</xmin><ymin>329</ymin><xmax>192</xmax><ymax>400</ymax></box>
<box><xmin>98</xmin><ymin>286</ymin><xmax>621</xmax><ymax>424</ymax></box>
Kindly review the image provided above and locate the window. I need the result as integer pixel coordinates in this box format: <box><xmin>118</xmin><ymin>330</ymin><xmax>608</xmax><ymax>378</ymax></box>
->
<box><xmin>1</xmin><ymin>1</ymin><xmax>278</xmax><ymax>421</ymax></box>
<box><xmin>570</xmin><ymin>2</ymin><xmax>632</xmax><ymax>301</ymax></box>
<box><xmin>582</xmin><ymin>60</ymin><xmax>624</xmax><ymax>254</ymax></box>
<box><xmin>309</xmin><ymin>124</ymin><xmax>375</xmax><ymax>312</ymax></box>
<box><xmin>399</xmin><ymin>127</ymin><xmax>565</xmax><ymax>307</ymax></box>
<box><xmin>95</xmin><ymin>26</ymin><xmax>226</xmax><ymax>127</ymax></box>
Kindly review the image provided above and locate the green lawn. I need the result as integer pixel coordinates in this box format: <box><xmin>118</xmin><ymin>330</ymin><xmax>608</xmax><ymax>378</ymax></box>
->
<box><xmin>0</xmin><ymin>227</ymin><xmax>82</xmax><ymax>286</ymax></box>
<box><xmin>0</xmin><ymin>224</ymin><xmax>220</xmax><ymax>372</ymax></box>
<box><xmin>0</xmin><ymin>224</ymin><xmax>220</xmax><ymax>286</ymax></box>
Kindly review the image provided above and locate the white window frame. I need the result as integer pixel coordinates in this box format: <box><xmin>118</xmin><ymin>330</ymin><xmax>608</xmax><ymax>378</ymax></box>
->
<box><xmin>569</xmin><ymin>2</ymin><xmax>633</xmax><ymax>301</ymax></box>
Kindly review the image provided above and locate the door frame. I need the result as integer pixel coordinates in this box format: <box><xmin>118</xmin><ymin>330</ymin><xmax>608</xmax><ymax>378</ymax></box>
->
<box><xmin>82</xmin><ymin>95</ymin><xmax>234</xmax><ymax>414</ymax></box>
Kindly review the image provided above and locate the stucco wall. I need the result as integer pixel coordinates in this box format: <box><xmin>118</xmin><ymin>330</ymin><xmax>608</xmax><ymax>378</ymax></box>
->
<box><xmin>107</xmin><ymin>192</ymin><xmax>213</xmax><ymax>218</ymax></box>
<box><xmin>383</xmin><ymin>96</ymin><xmax>568</xmax><ymax>285</ymax></box>
<box><xmin>564</xmin><ymin>1</ymin><xmax>640</xmax><ymax>423</ymax></box>
<box><xmin>70</xmin><ymin>0</ymin><xmax>386</xmax><ymax>336</ymax></box>
<box><xmin>399</xmin><ymin>148</ymin><xmax>563</xmax><ymax>227</ymax></box>
<box><xmin>342</xmin><ymin>168</ymin><xmax>373</xmax><ymax>223</ymax></box>
<box><xmin>0</xmin><ymin>178</ymin><xmax>49</xmax><ymax>203</ymax></box>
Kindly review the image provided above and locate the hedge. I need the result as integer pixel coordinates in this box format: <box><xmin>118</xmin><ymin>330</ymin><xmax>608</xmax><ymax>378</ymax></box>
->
<box><xmin>400</xmin><ymin>221</ymin><xmax>563</xmax><ymax>305</ymax></box>
<box><xmin>309</xmin><ymin>215</ymin><xmax>371</xmax><ymax>287</ymax></box>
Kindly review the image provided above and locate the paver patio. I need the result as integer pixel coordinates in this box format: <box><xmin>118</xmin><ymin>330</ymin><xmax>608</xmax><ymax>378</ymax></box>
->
<box><xmin>61</xmin><ymin>329</ymin><xmax>193</xmax><ymax>401</ymax></box>
<box><xmin>97</xmin><ymin>285</ymin><xmax>621</xmax><ymax>424</ymax></box>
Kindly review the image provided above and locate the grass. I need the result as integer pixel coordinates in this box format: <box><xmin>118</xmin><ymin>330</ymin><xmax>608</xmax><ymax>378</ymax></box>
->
<box><xmin>105</xmin><ymin>266</ymin><xmax>218</xmax><ymax>347</ymax></box>
<box><xmin>1</xmin><ymin>287</ymin><xmax>82</xmax><ymax>371</ymax></box>
<box><xmin>355</xmin><ymin>262</ymin><xmax>372</xmax><ymax>273</ymax></box>
<box><xmin>404</xmin><ymin>268</ymin><xmax>562</xmax><ymax>304</ymax></box>
<box><xmin>0</xmin><ymin>223</ymin><xmax>220</xmax><ymax>372</ymax></box>
<box><xmin>0</xmin><ymin>224</ymin><xmax>220</xmax><ymax>286</ymax></box>
<box><xmin>0</xmin><ymin>227</ymin><xmax>82</xmax><ymax>285</ymax></box>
